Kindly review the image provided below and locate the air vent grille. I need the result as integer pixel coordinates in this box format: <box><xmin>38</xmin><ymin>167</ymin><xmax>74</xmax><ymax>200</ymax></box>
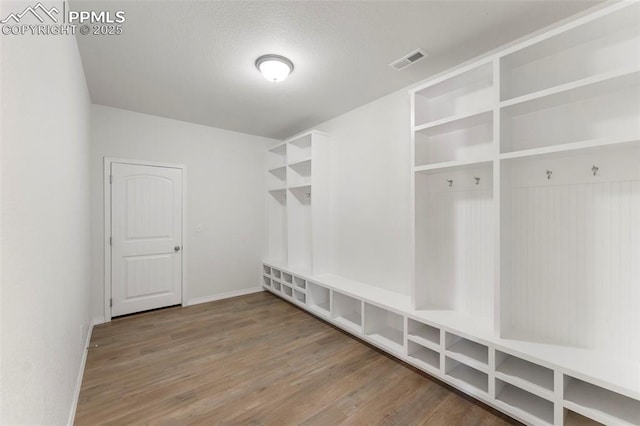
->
<box><xmin>390</xmin><ymin>49</ymin><xmax>427</xmax><ymax>71</ymax></box>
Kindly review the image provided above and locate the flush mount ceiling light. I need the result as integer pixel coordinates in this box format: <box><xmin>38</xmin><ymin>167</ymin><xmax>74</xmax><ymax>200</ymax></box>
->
<box><xmin>255</xmin><ymin>54</ymin><xmax>294</xmax><ymax>82</ymax></box>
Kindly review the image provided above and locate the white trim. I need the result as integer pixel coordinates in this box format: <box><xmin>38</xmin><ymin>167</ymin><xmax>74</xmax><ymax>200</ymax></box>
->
<box><xmin>67</xmin><ymin>318</ymin><xmax>99</xmax><ymax>426</ymax></box>
<box><xmin>103</xmin><ymin>157</ymin><xmax>187</xmax><ymax>322</ymax></box>
<box><xmin>186</xmin><ymin>287</ymin><xmax>263</xmax><ymax>306</ymax></box>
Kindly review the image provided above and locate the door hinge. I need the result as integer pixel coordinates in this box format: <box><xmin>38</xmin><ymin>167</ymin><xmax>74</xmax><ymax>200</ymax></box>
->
<box><xmin>109</xmin><ymin>175</ymin><xmax>113</xmax><ymax>184</ymax></box>
<box><xmin>110</xmin><ymin>298</ymin><xmax>112</xmax><ymax>308</ymax></box>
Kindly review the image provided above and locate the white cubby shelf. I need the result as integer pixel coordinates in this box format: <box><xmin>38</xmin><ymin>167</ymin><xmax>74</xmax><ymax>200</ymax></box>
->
<box><xmin>262</xmin><ymin>260</ymin><xmax>640</xmax><ymax>426</ymax></box>
<box><xmin>263</xmin><ymin>3</ymin><xmax>640</xmax><ymax>424</ymax></box>
<box><xmin>265</xmin><ymin>131</ymin><xmax>330</xmax><ymax>275</ymax></box>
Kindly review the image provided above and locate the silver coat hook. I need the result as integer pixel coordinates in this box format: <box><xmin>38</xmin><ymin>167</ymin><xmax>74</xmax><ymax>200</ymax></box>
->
<box><xmin>447</xmin><ymin>179</ymin><xmax>454</xmax><ymax>187</ymax></box>
<box><xmin>474</xmin><ymin>177</ymin><xmax>480</xmax><ymax>185</ymax></box>
<box><xmin>546</xmin><ymin>170</ymin><xmax>552</xmax><ymax>180</ymax></box>
<box><xmin>592</xmin><ymin>165</ymin><xmax>599</xmax><ymax>176</ymax></box>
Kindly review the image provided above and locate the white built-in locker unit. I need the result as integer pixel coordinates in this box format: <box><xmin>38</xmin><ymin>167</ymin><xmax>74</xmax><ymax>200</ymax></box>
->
<box><xmin>263</xmin><ymin>3</ymin><xmax>640</xmax><ymax>425</ymax></box>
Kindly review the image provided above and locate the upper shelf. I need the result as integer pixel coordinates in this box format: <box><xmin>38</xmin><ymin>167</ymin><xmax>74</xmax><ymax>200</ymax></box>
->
<box><xmin>414</xmin><ymin>109</ymin><xmax>492</xmax><ymax>136</ymax></box>
<box><xmin>413</xmin><ymin>61</ymin><xmax>494</xmax><ymax>127</ymax></box>
<box><xmin>500</xmin><ymin>2</ymin><xmax>640</xmax><ymax>101</ymax></box>
<box><xmin>500</xmin><ymin>67</ymin><xmax>640</xmax><ymax>115</ymax></box>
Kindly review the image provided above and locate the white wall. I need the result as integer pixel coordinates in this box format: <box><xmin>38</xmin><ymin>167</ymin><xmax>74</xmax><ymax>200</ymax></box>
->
<box><xmin>90</xmin><ymin>105</ymin><xmax>275</xmax><ymax>319</ymax></box>
<box><xmin>0</xmin><ymin>1</ymin><xmax>92</xmax><ymax>423</ymax></box>
<box><xmin>314</xmin><ymin>90</ymin><xmax>412</xmax><ymax>294</ymax></box>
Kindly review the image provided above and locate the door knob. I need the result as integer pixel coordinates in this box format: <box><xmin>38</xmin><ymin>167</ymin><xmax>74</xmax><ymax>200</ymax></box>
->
<box><xmin>174</xmin><ymin>246</ymin><xmax>181</xmax><ymax>252</ymax></box>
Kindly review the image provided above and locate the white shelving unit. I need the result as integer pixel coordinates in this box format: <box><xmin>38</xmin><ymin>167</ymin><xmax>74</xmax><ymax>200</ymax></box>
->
<box><xmin>264</xmin><ymin>131</ymin><xmax>329</xmax><ymax>274</ymax></box>
<box><xmin>263</xmin><ymin>3</ymin><xmax>640</xmax><ymax>425</ymax></box>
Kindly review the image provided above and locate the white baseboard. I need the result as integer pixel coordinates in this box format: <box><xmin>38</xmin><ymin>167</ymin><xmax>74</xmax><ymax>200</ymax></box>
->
<box><xmin>67</xmin><ymin>318</ymin><xmax>99</xmax><ymax>426</ymax></box>
<box><xmin>186</xmin><ymin>286</ymin><xmax>263</xmax><ymax>306</ymax></box>
<box><xmin>91</xmin><ymin>317</ymin><xmax>106</xmax><ymax>326</ymax></box>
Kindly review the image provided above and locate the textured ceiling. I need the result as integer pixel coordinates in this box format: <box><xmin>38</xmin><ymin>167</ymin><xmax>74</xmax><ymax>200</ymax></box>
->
<box><xmin>72</xmin><ymin>1</ymin><xmax>599</xmax><ymax>139</ymax></box>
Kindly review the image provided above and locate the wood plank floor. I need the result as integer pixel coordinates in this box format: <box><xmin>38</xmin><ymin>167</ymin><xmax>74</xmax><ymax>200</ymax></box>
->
<box><xmin>76</xmin><ymin>292</ymin><xmax>520</xmax><ymax>425</ymax></box>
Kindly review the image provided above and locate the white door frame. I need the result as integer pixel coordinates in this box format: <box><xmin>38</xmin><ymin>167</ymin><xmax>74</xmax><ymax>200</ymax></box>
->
<box><xmin>103</xmin><ymin>157</ymin><xmax>187</xmax><ymax>322</ymax></box>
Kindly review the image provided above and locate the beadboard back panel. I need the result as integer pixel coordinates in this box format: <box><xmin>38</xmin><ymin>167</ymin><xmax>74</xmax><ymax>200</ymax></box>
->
<box><xmin>501</xmin><ymin>147</ymin><xmax>640</xmax><ymax>361</ymax></box>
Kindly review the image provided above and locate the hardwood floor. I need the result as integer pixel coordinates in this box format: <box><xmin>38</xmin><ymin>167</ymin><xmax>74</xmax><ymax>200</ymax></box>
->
<box><xmin>76</xmin><ymin>292</ymin><xmax>519</xmax><ymax>425</ymax></box>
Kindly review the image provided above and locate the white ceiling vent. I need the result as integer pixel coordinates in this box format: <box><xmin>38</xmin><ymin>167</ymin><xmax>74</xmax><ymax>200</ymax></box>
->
<box><xmin>389</xmin><ymin>49</ymin><xmax>427</xmax><ymax>71</ymax></box>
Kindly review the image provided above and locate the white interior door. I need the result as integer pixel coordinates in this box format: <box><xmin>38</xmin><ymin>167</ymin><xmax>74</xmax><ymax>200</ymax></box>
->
<box><xmin>111</xmin><ymin>162</ymin><xmax>183</xmax><ymax>316</ymax></box>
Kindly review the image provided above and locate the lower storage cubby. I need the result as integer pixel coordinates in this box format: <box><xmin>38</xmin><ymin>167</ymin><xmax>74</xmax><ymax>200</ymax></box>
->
<box><xmin>495</xmin><ymin>350</ymin><xmax>554</xmax><ymax>398</ymax></box>
<box><xmin>262</xmin><ymin>276</ymin><xmax>271</xmax><ymax>287</ymax></box>
<box><xmin>307</xmin><ymin>282</ymin><xmax>330</xmax><ymax>316</ymax></box>
<box><xmin>294</xmin><ymin>289</ymin><xmax>306</xmax><ymax>304</ymax></box>
<box><xmin>283</xmin><ymin>272</ymin><xmax>293</xmax><ymax>284</ymax></box>
<box><xmin>564</xmin><ymin>409</ymin><xmax>603</xmax><ymax>426</ymax></box>
<box><xmin>294</xmin><ymin>276</ymin><xmax>306</xmax><ymax>289</ymax></box>
<box><xmin>407</xmin><ymin>318</ymin><xmax>440</xmax><ymax>350</ymax></box>
<box><xmin>364</xmin><ymin>303</ymin><xmax>404</xmax><ymax>353</ymax></box>
<box><xmin>564</xmin><ymin>376</ymin><xmax>640</xmax><ymax>425</ymax></box>
<box><xmin>445</xmin><ymin>332</ymin><xmax>489</xmax><ymax>370</ymax></box>
<box><xmin>408</xmin><ymin>340</ymin><xmax>440</xmax><ymax>372</ymax></box>
<box><xmin>495</xmin><ymin>379</ymin><xmax>554</xmax><ymax>425</ymax></box>
<box><xmin>445</xmin><ymin>357</ymin><xmax>488</xmax><ymax>394</ymax></box>
<box><xmin>333</xmin><ymin>292</ymin><xmax>362</xmax><ymax>332</ymax></box>
<box><xmin>263</xmin><ymin>265</ymin><xmax>271</xmax><ymax>275</ymax></box>
<box><xmin>272</xmin><ymin>280</ymin><xmax>282</xmax><ymax>292</ymax></box>
<box><xmin>272</xmin><ymin>269</ymin><xmax>282</xmax><ymax>280</ymax></box>
<box><xmin>283</xmin><ymin>284</ymin><xmax>293</xmax><ymax>298</ymax></box>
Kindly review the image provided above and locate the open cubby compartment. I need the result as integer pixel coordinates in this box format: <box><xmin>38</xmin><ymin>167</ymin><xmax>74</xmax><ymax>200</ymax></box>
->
<box><xmin>262</xmin><ymin>275</ymin><xmax>272</xmax><ymax>288</ymax></box>
<box><xmin>564</xmin><ymin>376</ymin><xmax>640</xmax><ymax>425</ymax></box>
<box><xmin>500</xmin><ymin>70</ymin><xmax>640</xmax><ymax>153</ymax></box>
<box><xmin>267</xmin><ymin>143</ymin><xmax>287</xmax><ymax>169</ymax></box>
<box><xmin>500</xmin><ymin>144</ymin><xmax>640</xmax><ymax>363</ymax></box>
<box><xmin>500</xmin><ymin>3</ymin><xmax>640</xmax><ymax>101</ymax></box>
<box><xmin>293</xmin><ymin>289</ymin><xmax>306</xmax><ymax>304</ymax></box>
<box><xmin>408</xmin><ymin>340</ymin><xmax>440</xmax><ymax>372</ymax></box>
<box><xmin>363</xmin><ymin>304</ymin><xmax>404</xmax><ymax>353</ymax></box>
<box><xmin>263</xmin><ymin>265</ymin><xmax>271</xmax><ymax>275</ymax></box>
<box><xmin>413</xmin><ymin>61</ymin><xmax>494</xmax><ymax>126</ymax></box>
<box><xmin>495</xmin><ymin>379</ymin><xmax>554</xmax><ymax>425</ymax></box>
<box><xmin>333</xmin><ymin>292</ymin><xmax>362</xmax><ymax>332</ymax></box>
<box><xmin>414</xmin><ymin>110</ymin><xmax>493</xmax><ymax>166</ymax></box>
<box><xmin>287</xmin><ymin>133</ymin><xmax>312</xmax><ymax>163</ymax></box>
<box><xmin>414</xmin><ymin>163</ymin><xmax>494</xmax><ymax>326</ymax></box>
<box><xmin>282</xmin><ymin>284</ymin><xmax>293</xmax><ymax>298</ymax></box>
<box><xmin>271</xmin><ymin>269</ymin><xmax>282</xmax><ymax>280</ymax></box>
<box><xmin>272</xmin><ymin>280</ymin><xmax>282</xmax><ymax>292</ymax></box>
<box><xmin>307</xmin><ymin>282</ymin><xmax>330</xmax><ymax>316</ymax></box>
<box><xmin>564</xmin><ymin>410</ymin><xmax>604</xmax><ymax>426</ymax></box>
<box><xmin>286</xmin><ymin>186</ymin><xmax>312</xmax><ymax>272</ymax></box>
<box><xmin>444</xmin><ymin>332</ymin><xmax>488</xmax><ymax>370</ymax></box>
<box><xmin>293</xmin><ymin>276</ymin><xmax>306</xmax><ymax>290</ymax></box>
<box><xmin>268</xmin><ymin>165</ymin><xmax>287</xmax><ymax>190</ymax></box>
<box><xmin>266</xmin><ymin>190</ymin><xmax>287</xmax><ymax>264</ymax></box>
<box><xmin>445</xmin><ymin>356</ymin><xmax>489</xmax><ymax>394</ymax></box>
<box><xmin>288</xmin><ymin>159</ymin><xmax>312</xmax><ymax>187</ymax></box>
<box><xmin>407</xmin><ymin>318</ymin><xmax>440</xmax><ymax>350</ymax></box>
<box><xmin>282</xmin><ymin>272</ymin><xmax>293</xmax><ymax>285</ymax></box>
<box><xmin>494</xmin><ymin>350</ymin><xmax>554</xmax><ymax>398</ymax></box>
